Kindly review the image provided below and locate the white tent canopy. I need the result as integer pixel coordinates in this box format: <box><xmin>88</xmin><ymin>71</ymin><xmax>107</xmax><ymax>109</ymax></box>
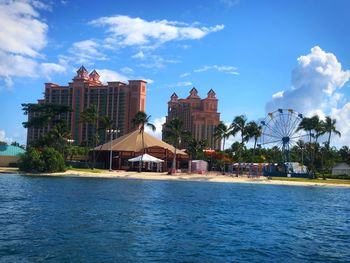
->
<box><xmin>128</xmin><ymin>154</ymin><xmax>164</xmax><ymax>163</ymax></box>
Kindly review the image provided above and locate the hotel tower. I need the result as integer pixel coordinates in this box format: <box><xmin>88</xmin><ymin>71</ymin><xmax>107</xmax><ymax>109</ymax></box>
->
<box><xmin>163</xmin><ymin>87</ymin><xmax>221</xmax><ymax>149</ymax></box>
<box><xmin>27</xmin><ymin>66</ymin><xmax>146</xmax><ymax>145</ymax></box>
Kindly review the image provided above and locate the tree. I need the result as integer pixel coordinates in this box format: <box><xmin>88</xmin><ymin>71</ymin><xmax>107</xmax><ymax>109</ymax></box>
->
<box><xmin>338</xmin><ymin>146</ymin><xmax>350</xmax><ymax>164</ymax></box>
<box><xmin>321</xmin><ymin>116</ymin><xmax>341</xmax><ymax>149</ymax></box>
<box><xmin>22</xmin><ymin>103</ymin><xmax>71</xmax><ymax>129</ymax></box>
<box><xmin>295</xmin><ymin>140</ymin><xmax>306</xmax><ymax>164</ymax></box>
<box><xmin>19</xmin><ymin>147</ymin><xmax>65</xmax><ymax>173</ymax></box>
<box><xmin>214</xmin><ymin>122</ymin><xmax>232</xmax><ymax>174</ymax></box>
<box><xmin>0</xmin><ymin>141</ymin><xmax>7</xmax><ymax>146</ymax></box>
<box><xmin>246</xmin><ymin>121</ymin><xmax>262</xmax><ymax>162</ymax></box>
<box><xmin>187</xmin><ymin>138</ymin><xmax>208</xmax><ymax>160</ymax></box>
<box><xmin>231</xmin><ymin>115</ymin><xmax>249</xmax><ymax>163</ymax></box>
<box><xmin>131</xmin><ymin>111</ymin><xmax>156</xmax><ymax>172</ymax></box>
<box><xmin>11</xmin><ymin>141</ymin><xmax>25</xmax><ymax>149</ymax></box>
<box><xmin>297</xmin><ymin>115</ymin><xmax>321</xmax><ymax>143</ymax></box>
<box><xmin>80</xmin><ymin>105</ymin><xmax>100</xmax><ymax>169</ymax></box>
<box><xmin>214</xmin><ymin>122</ymin><xmax>232</xmax><ymax>152</ymax></box>
<box><xmin>164</xmin><ymin>119</ymin><xmax>191</xmax><ymax>172</ymax></box>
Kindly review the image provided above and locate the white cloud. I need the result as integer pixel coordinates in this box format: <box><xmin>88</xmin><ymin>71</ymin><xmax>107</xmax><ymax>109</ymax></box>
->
<box><xmin>120</xmin><ymin>67</ymin><xmax>134</xmax><ymax>74</ymax></box>
<box><xmin>266</xmin><ymin>46</ymin><xmax>350</xmax><ymax>115</ymax></box>
<box><xmin>141</xmin><ymin>78</ymin><xmax>154</xmax><ymax>84</ymax></box>
<box><xmin>265</xmin><ymin>46</ymin><xmax>350</xmax><ymax>146</ymax></box>
<box><xmin>180</xmin><ymin>72</ymin><xmax>191</xmax><ymax>78</ymax></box>
<box><xmin>41</xmin><ymin>63</ymin><xmax>66</xmax><ymax>78</ymax></box>
<box><xmin>194</xmin><ymin>65</ymin><xmax>239</xmax><ymax>75</ymax></box>
<box><xmin>0</xmin><ymin>0</ymin><xmax>47</xmax><ymax>57</ymax></box>
<box><xmin>97</xmin><ymin>69</ymin><xmax>128</xmax><ymax>83</ymax></box>
<box><xmin>69</xmin><ymin>39</ymin><xmax>107</xmax><ymax>64</ymax></box>
<box><xmin>32</xmin><ymin>0</ymin><xmax>52</xmax><ymax>11</ymax></box>
<box><xmin>0</xmin><ymin>130</ymin><xmax>12</xmax><ymax>143</ymax></box>
<box><xmin>90</xmin><ymin>15</ymin><xmax>224</xmax><ymax>48</ymax></box>
<box><xmin>0</xmin><ymin>1</ymin><xmax>65</xmax><ymax>87</ymax></box>
<box><xmin>272</xmin><ymin>90</ymin><xmax>284</xmax><ymax>99</ymax></box>
<box><xmin>132</xmin><ymin>51</ymin><xmax>145</xmax><ymax>59</ymax></box>
<box><xmin>167</xmin><ymin>81</ymin><xmax>193</xmax><ymax>88</ymax></box>
<box><xmin>145</xmin><ymin>117</ymin><xmax>166</xmax><ymax>139</ymax></box>
<box><xmin>330</xmin><ymin>103</ymin><xmax>350</xmax><ymax>146</ymax></box>
<box><xmin>139</xmin><ymin>55</ymin><xmax>180</xmax><ymax>69</ymax></box>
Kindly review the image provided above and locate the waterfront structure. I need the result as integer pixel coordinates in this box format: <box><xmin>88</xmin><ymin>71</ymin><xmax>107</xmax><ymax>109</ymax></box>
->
<box><xmin>27</xmin><ymin>66</ymin><xmax>146</xmax><ymax>145</ymax></box>
<box><xmin>0</xmin><ymin>145</ymin><xmax>25</xmax><ymax>167</ymax></box>
<box><xmin>332</xmin><ymin>162</ymin><xmax>350</xmax><ymax>176</ymax></box>
<box><xmin>95</xmin><ymin>129</ymin><xmax>188</xmax><ymax>170</ymax></box>
<box><xmin>163</xmin><ymin>88</ymin><xmax>221</xmax><ymax>149</ymax></box>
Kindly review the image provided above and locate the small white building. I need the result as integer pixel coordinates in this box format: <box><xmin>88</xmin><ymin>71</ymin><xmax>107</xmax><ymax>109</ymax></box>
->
<box><xmin>332</xmin><ymin>163</ymin><xmax>350</xmax><ymax>176</ymax></box>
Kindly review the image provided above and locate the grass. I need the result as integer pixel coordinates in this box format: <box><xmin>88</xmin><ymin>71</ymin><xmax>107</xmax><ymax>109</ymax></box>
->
<box><xmin>271</xmin><ymin>177</ymin><xmax>350</xmax><ymax>185</ymax></box>
<box><xmin>68</xmin><ymin>167</ymin><xmax>104</xmax><ymax>173</ymax></box>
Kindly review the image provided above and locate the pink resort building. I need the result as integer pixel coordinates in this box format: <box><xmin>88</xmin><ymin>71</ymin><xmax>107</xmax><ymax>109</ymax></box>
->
<box><xmin>27</xmin><ymin>66</ymin><xmax>147</xmax><ymax>145</ymax></box>
<box><xmin>163</xmin><ymin>87</ymin><xmax>221</xmax><ymax>150</ymax></box>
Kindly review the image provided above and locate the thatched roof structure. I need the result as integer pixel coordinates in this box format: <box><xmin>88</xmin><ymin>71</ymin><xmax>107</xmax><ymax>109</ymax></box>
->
<box><xmin>94</xmin><ymin>130</ymin><xmax>187</xmax><ymax>155</ymax></box>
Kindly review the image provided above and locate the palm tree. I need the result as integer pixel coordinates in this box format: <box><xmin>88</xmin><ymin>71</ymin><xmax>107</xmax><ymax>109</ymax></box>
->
<box><xmin>131</xmin><ymin>111</ymin><xmax>156</xmax><ymax>172</ymax></box>
<box><xmin>295</xmin><ymin>140</ymin><xmax>305</xmax><ymax>164</ymax></box>
<box><xmin>231</xmin><ymin>115</ymin><xmax>248</xmax><ymax>162</ymax></box>
<box><xmin>314</xmin><ymin>117</ymin><xmax>324</xmax><ymax>143</ymax></box>
<box><xmin>80</xmin><ymin>105</ymin><xmax>100</xmax><ymax>169</ymax></box>
<box><xmin>297</xmin><ymin>117</ymin><xmax>314</xmax><ymax>143</ymax></box>
<box><xmin>187</xmin><ymin>138</ymin><xmax>208</xmax><ymax>160</ymax></box>
<box><xmin>246</xmin><ymin>121</ymin><xmax>262</xmax><ymax>163</ymax></box>
<box><xmin>214</xmin><ymin>122</ymin><xmax>232</xmax><ymax>151</ymax></box>
<box><xmin>214</xmin><ymin>122</ymin><xmax>232</xmax><ymax>174</ymax></box>
<box><xmin>164</xmin><ymin>119</ymin><xmax>191</xmax><ymax>173</ymax></box>
<box><xmin>321</xmin><ymin>116</ymin><xmax>341</xmax><ymax>149</ymax></box>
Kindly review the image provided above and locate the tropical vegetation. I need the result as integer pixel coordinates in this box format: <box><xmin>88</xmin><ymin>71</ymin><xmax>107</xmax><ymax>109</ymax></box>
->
<box><xmin>131</xmin><ymin>111</ymin><xmax>156</xmax><ymax>172</ymax></box>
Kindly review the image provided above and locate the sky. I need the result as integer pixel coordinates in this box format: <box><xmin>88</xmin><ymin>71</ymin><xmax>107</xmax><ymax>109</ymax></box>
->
<box><xmin>0</xmin><ymin>0</ymin><xmax>350</xmax><ymax>148</ymax></box>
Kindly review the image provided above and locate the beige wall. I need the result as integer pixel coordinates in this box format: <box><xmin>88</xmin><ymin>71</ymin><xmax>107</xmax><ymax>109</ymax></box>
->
<box><xmin>0</xmin><ymin>156</ymin><xmax>20</xmax><ymax>167</ymax></box>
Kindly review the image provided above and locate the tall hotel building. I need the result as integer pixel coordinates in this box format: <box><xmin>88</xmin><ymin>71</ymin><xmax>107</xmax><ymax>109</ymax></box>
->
<box><xmin>163</xmin><ymin>88</ymin><xmax>221</xmax><ymax>149</ymax></box>
<box><xmin>27</xmin><ymin>66</ymin><xmax>146</xmax><ymax>145</ymax></box>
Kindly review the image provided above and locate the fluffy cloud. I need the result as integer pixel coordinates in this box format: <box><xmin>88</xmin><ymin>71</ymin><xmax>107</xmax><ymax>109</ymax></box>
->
<box><xmin>139</xmin><ymin>55</ymin><xmax>180</xmax><ymax>69</ymax></box>
<box><xmin>194</xmin><ymin>65</ymin><xmax>239</xmax><ymax>75</ymax></box>
<box><xmin>145</xmin><ymin>117</ymin><xmax>166</xmax><ymax>139</ymax></box>
<box><xmin>265</xmin><ymin>46</ymin><xmax>350</xmax><ymax>146</ymax></box>
<box><xmin>0</xmin><ymin>0</ymin><xmax>65</xmax><ymax>87</ymax></box>
<box><xmin>141</xmin><ymin>78</ymin><xmax>154</xmax><ymax>84</ymax></box>
<box><xmin>90</xmin><ymin>15</ymin><xmax>224</xmax><ymax>48</ymax></box>
<box><xmin>330</xmin><ymin>103</ymin><xmax>350</xmax><ymax>145</ymax></box>
<box><xmin>0</xmin><ymin>1</ymin><xmax>47</xmax><ymax>57</ymax></box>
<box><xmin>69</xmin><ymin>39</ymin><xmax>107</xmax><ymax>64</ymax></box>
<box><xmin>180</xmin><ymin>72</ymin><xmax>191</xmax><ymax>78</ymax></box>
<box><xmin>97</xmin><ymin>69</ymin><xmax>128</xmax><ymax>83</ymax></box>
<box><xmin>132</xmin><ymin>51</ymin><xmax>145</xmax><ymax>59</ymax></box>
<box><xmin>0</xmin><ymin>130</ymin><xmax>11</xmax><ymax>143</ymax></box>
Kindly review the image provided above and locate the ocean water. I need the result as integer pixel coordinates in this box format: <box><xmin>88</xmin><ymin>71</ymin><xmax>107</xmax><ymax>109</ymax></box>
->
<box><xmin>0</xmin><ymin>174</ymin><xmax>349</xmax><ymax>262</ymax></box>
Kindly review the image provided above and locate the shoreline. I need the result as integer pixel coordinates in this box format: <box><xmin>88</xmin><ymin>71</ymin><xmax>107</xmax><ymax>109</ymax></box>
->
<box><xmin>1</xmin><ymin>167</ymin><xmax>349</xmax><ymax>188</ymax></box>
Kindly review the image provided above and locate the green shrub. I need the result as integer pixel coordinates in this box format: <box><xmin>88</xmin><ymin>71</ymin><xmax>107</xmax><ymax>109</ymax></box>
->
<box><xmin>19</xmin><ymin>147</ymin><xmax>66</xmax><ymax>173</ymax></box>
<box><xmin>41</xmin><ymin>147</ymin><xmax>65</xmax><ymax>173</ymax></box>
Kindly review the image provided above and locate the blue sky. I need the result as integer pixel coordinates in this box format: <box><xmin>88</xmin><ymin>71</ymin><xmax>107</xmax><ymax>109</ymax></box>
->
<box><xmin>0</xmin><ymin>0</ymin><xmax>350</xmax><ymax>147</ymax></box>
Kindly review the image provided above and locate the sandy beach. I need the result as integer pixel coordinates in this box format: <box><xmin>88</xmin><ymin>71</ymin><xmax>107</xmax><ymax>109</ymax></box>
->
<box><xmin>1</xmin><ymin>167</ymin><xmax>349</xmax><ymax>188</ymax></box>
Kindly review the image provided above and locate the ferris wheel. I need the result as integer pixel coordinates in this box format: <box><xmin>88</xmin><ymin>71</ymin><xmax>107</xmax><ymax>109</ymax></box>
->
<box><xmin>260</xmin><ymin>109</ymin><xmax>308</xmax><ymax>162</ymax></box>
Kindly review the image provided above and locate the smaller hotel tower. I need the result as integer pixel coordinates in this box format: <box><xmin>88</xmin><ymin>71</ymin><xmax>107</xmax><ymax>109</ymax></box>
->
<box><xmin>163</xmin><ymin>87</ymin><xmax>221</xmax><ymax>149</ymax></box>
<box><xmin>27</xmin><ymin>66</ymin><xmax>146</xmax><ymax>145</ymax></box>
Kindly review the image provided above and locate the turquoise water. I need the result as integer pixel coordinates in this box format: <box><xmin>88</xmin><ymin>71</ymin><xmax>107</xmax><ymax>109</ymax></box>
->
<box><xmin>0</xmin><ymin>174</ymin><xmax>349</xmax><ymax>262</ymax></box>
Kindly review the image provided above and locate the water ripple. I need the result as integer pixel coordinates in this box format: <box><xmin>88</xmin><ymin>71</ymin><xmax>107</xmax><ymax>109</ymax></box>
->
<box><xmin>0</xmin><ymin>174</ymin><xmax>349</xmax><ymax>262</ymax></box>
